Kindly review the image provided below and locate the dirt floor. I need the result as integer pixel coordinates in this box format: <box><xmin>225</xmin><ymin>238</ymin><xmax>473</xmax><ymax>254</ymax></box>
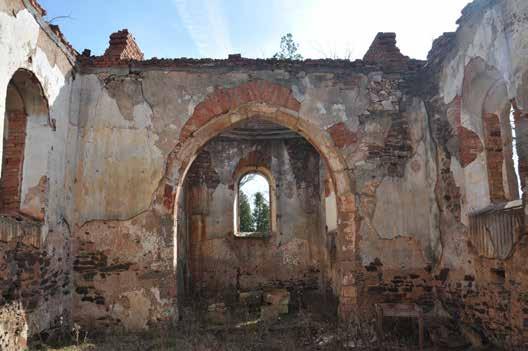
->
<box><xmin>31</xmin><ymin>311</ymin><xmax>504</xmax><ymax>351</ymax></box>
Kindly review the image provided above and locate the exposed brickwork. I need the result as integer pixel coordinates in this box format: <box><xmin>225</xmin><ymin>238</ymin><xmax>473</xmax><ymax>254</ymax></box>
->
<box><xmin>103</xmin><ymin>29</ymin><xmax>144</xmax><ymax>61</ymax></box>
<box><xmin>0</xmin><ymin>216</ymin><xmax>69</xmax><ymax>349</ymax></box>
<box><xmin>437</xmin><ymin>236</ymin><xmax>528</xmax><ymax>347</ymax></box>
<box><xmin>179</xmin><ymin>81</ymin><xmax>300</xmax><ymax>142</ymax></box>
<box><xmin>0</xmin><ymin>111</ymin><xmax>27</xmax><ymax>214</ymax></box>
<box><xmin>185</xmin><ymin>149</ymin><xmax>221</xmax><ymax>190</ymax></box>
<box><xmin>73</xmin><ymin>213</ymin><xmax>176</xmax><ymax>331</ymax></box>
<box><xmin>367</xmin><ymin>113</ymin><xmax>413</xmax><ymax>177</ymax></box>
<box><xmin>361</xmin><ymin>262</ymin><xmax>435</xmax><ymax>308</ymax></box>
<box><xmin>363</xmin><ymin>32</ymin><xmax>410</xmax><ymax>71</ymax></box>
<box><xmin>78</xmin><ymin>54</ymin><xmax>426</xmax><ymax>73</ymax></box>
<box><xmin>458</xmin><ymin>126</ymin><xmax>484</xmax><ymax>167</ymax></box>
<box><xmin>231</xmin><ymin>149</ymin><xmax>272</xmax><ymax>181</ymax></box>
<box><xmin>483</xmin><ymin>112</ymin><xmax>506</xmax><ymax>201</ymax></box>
<box><xmin>448</xmin><ymin>95</ymin><xmax>485</xmax><ymax>168</ymax></box>
<box><xmin>327</xmin><ymin>122</ymin><xmax>357</xmax><ymax>148</ymax></box>
<box><xmin>162</xmin><ymin>184</ymin><xmax>174</xmax><ymax>212</ymax></box>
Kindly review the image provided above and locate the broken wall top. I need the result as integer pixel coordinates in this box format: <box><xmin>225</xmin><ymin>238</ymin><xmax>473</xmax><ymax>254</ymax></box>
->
<box><xmin>77</xmin><ymin>29</ymin><xmax>424</xmax><ymax>75</ymax></box>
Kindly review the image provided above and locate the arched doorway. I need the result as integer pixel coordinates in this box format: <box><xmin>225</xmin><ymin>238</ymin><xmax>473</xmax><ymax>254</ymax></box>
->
<box><xmin>164</xmin><ymin>82</ymin><xmax>358</xmax><ymax>320</ymax></box>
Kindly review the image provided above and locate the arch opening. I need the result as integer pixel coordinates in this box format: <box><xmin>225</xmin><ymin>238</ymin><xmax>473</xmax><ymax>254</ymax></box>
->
<box><xmin>461</xmin><ymin>58</ymin><xmax>522</xmax><ymax>213</ymax></box>
<box><xmin>462</xmin><ymin>59</ymin><xmax>525</xmax><ymax>261</ymax></box>
<box><xmin>1</xmin><ymin>69</ymin><xmax>50</xmax><ymax>219</ymax></box>
<box><xmin>170</xmin><ymin>105</ymin><xmax>354</xmax><ymax>321</ymax></box>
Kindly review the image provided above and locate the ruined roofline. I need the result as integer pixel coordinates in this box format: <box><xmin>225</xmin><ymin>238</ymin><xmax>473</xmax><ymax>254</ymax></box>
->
<box><xmin>22</xmin><ymin>0</ymin><xmax>79</xmax><ymax>66</ymax></box>
<box><xmin>77</xmin><ymin>29</ymin><xmax>425</xmax><ymax>74</ymax></box>
<box><xmin>77</xmin><ymin>55</ymin><xmax>427</xmax><ymax>74</ymax></box>
<box><xmin>28</xmin><ymin>0</ymin><xmax>496</xmax><ymax>75</ymax></box>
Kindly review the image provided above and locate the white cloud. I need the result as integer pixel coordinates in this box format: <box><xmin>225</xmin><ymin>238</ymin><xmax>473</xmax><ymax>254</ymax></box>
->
<box><xmin>172</xmin><ymin>0</ymin><xmax>467</xmax><ymax>60</ymax></box>
<box><xmin>173</xmin><ymin>0</ymin><xmax>233</xmax><ymax>58</ymax></box>
<box><xmin>286</xmin><ymin>0</ymin><xmax>468</xmax><ymax>60</ymax></box>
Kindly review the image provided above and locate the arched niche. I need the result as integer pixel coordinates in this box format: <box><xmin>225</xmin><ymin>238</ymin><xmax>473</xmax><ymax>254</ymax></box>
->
<box><xmin>1</xmin><ymin>68</ymin><xmax>50</xmax><ymax>220</ymax></box>
<box><xmin>461</xmin><ymin>58</ymin><xmax>521</xmax><ymax>211</ymax></box>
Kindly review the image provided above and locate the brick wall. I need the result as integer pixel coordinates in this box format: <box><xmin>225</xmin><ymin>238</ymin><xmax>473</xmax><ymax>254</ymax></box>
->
<box><xmin>0</xmin><ymin>111</ymin><xmax>27</xmax><ymax>214</ymax></box>
<box><xmin>103</xmin><ymin>29</ymin><xmax>144</xmax><ymax>61</ymax></box>
<box><xmin>483</xmin><ymin>112</ymin><xmax>506</xmax><ymax>202</ymax></box>
<box><xmin>363</xmin><ymin>32</ymin><xmax>410</xmax><ymax>71</ymax></box>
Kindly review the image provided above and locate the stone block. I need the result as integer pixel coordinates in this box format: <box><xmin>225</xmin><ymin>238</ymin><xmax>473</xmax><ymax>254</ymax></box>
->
<box><xmin>263</xmin><ymin>289</ymin><xmax>290</xmax><ymax>306</ymax></box>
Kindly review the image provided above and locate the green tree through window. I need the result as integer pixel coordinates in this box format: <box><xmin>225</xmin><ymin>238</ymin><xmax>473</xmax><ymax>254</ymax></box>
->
<box><xmin>252</xmin><ymin>192</ymin><xmax>270</xmax><ymax>232</ymax></box>
<box><xmin>239</xmin><ymin>191</ymin><xmax>254</xmax><ymax>232</ymax></box>
<box><xmin>238</xmin><ymin>173</ymin><xmax>270</xmax><ymax>234</ymax></box>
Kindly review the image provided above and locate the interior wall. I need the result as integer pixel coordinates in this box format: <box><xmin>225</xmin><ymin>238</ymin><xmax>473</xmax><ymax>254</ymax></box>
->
<box><xmin>184</xmin><ymin>136</ymin><xmax>327</xmax><ymax>297</ymax></box>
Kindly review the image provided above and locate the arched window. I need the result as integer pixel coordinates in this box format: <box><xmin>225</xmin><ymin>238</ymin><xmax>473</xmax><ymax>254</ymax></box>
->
<box><xmin>234</xmin><ymin>169</ymin><xmax>275</xmax><ymax>237</ymax></box>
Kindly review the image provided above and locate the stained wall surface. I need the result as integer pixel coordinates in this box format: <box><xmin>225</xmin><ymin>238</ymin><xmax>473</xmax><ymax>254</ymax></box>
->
<box><xmin>184</xmin><ymin>136</ymin><xmax>326</xmax><ymax>296</ymax></box>
<box><xmin>0</xmin><ymin>1</ymin><xmax>76</xmax><ymax>349</ymax></box>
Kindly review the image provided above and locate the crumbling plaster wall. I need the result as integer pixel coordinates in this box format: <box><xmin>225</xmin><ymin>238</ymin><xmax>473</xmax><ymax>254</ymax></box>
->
<box><xmin>424</xmin><ymin>0</ymin><xmax>528</xmax><ymax>346</ymax></box>
<box><xmin>72</xmin><ymin>57</ymin><xmax>442</xmax><ymax>329</ymax></box>
<box><xmin>4</xmin><ymin>0</ymin><xmax>528</xmax><ymax>347</ymax></box>
<box><xmin>0</xmin><ymin>2</ymin><xmax>76</xmax><ymax>349</ymax></box>
<box><xmin>184</xmin><ymin>137</ymin><xmax>324</xmax><ymax>296</ymax></box>
<box><xmin>436</xmin><ymin>0</ymin><xmax>528</xmax><ymax>216</ymax></box>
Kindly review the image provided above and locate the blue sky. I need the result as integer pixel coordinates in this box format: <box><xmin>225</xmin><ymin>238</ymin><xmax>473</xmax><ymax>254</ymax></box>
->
<box><xmin>39</xmin><ymin>0</ymin><xmax>468</xmax><ymax>60</ymax></box>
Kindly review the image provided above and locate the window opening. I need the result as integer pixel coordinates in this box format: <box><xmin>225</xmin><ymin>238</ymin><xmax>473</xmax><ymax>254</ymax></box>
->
<box><xmin>510</xmin><ymin>107</ymin><xmax>523</xmax><ymax>197</ymax></box>
<box><xmin>237</xmin><ymin>173</ymin><xmax>270</xmax><ymax>235</ymax></box>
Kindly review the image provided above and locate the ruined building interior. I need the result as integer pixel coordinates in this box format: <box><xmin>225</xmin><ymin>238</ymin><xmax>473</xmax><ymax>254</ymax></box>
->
<box><xmin>1</xmin><ymin>0</ymin><xmax>528</xmax><ymax>349</ymax></box>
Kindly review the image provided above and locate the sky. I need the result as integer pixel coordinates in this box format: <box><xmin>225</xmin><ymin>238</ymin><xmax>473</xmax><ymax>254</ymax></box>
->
<box><xmin>38</xmin><ymin>0</ymin><xmax>469</xmax><ymax>60</ymax></box>
<box><xmin>240</xmin><ymin>173</ymin><xmax>269</xmax><ymax>211</ymax></box>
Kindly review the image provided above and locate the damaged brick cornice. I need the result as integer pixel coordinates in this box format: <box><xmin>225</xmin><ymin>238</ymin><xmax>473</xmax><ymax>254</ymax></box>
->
<box><xmin>77</xmin><ymin>28</ymin><xmax>427</xmax><ymax>76</ymax></box>
<box><xmin>77</xmin><ymin>56</ymin><xmax>428</xmax><ymax>76</ymax></box>
<box><xmin>21</xmin><ymin>0</ymin><xmax>78</xmax><ymax>67</ymax></box>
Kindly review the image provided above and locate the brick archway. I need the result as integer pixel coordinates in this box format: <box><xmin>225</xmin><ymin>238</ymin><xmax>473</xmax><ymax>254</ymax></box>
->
<box><xmin>178</xmin><ymin>80</ymin><xmax>301</xmax><ymax>143</ymax></box>
<box><xmin>167</xmin><ymin>81</ymin><xmax>359</xmax><ymax>319</ymax></box>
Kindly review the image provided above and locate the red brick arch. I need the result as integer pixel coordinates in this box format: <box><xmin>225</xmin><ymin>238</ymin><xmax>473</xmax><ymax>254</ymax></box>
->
<box><xmin>179</xmin><ymin>80</ymin><xmax>301</xmax><ymax>142</ymax></box>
